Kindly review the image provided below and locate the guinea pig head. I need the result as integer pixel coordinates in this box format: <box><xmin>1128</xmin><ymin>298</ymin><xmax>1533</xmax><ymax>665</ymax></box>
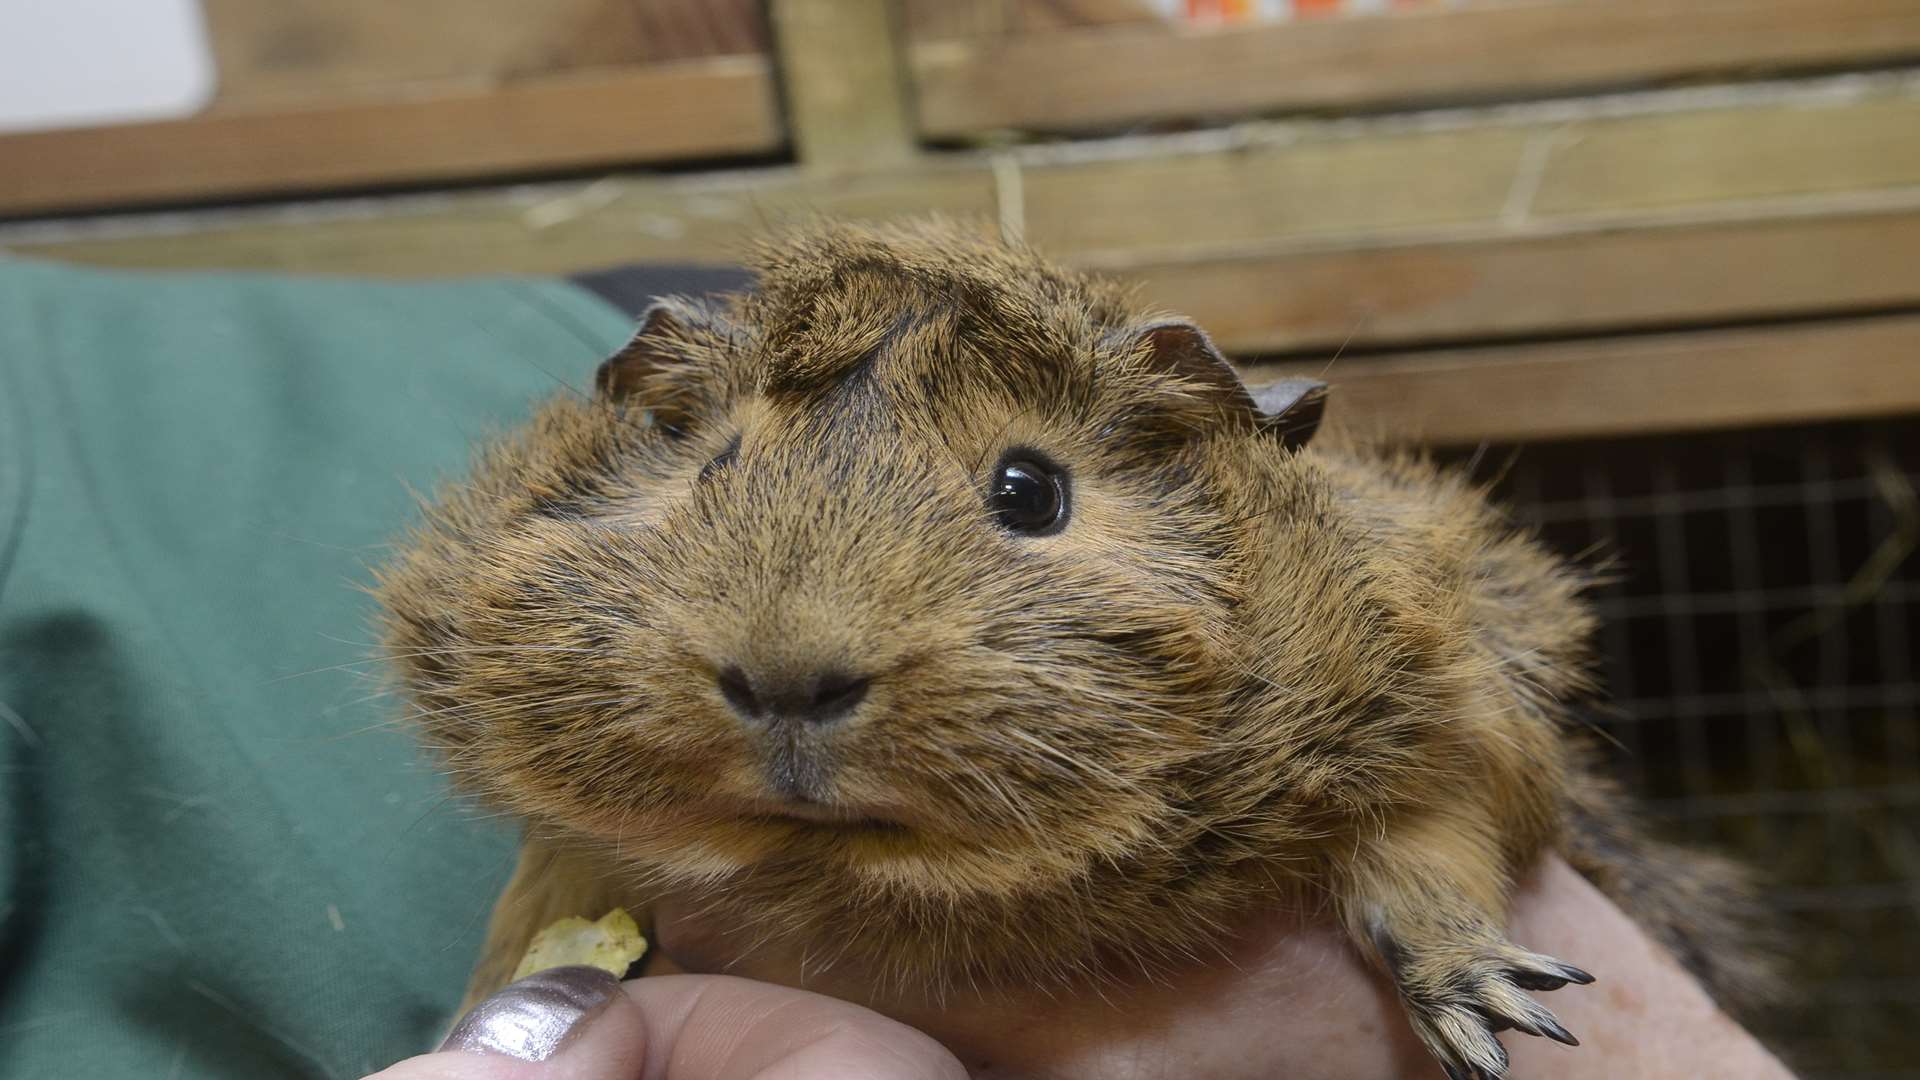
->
<box><xmin>377</xmin><ymin>224</ymin><xmax>1328</xmax><ymax>907</ymax></box>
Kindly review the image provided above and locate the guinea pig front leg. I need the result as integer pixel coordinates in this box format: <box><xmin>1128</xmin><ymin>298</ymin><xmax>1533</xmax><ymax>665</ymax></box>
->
<box><xmin>1339</xmin><ymin>810</ymin><xmax>1592</xmax><ymax>1080</ymax></box>
<box><xmin>460</xmin><ymin>837</ymin><xmax>646</xmax><ymax>1014</ymax></box>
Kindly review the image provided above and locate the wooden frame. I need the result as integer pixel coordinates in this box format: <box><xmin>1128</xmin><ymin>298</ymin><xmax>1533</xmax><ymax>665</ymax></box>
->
<box><xmin>910</xmin><ymin>0</ymin><xmax>1920</xmax><ymax>136</ymax></box>
<box><xmin>1246</xmin><ymin>313</ymin><xmax>1920</xmax><ymax>446</ymax></box>
<box><xmin>1139</xmin><ymin>202</ymin><xmax>1920</xmax><ymax>353</ymax></box>
<box><xmin>0</xmin><ymin>60</ymin><xmax>781</xmax><ymax>217</ymax></box>
<box><xmin>771</xmin><ymin>0</ymin><xmax>918</xmax><ymax>171</ymax></box>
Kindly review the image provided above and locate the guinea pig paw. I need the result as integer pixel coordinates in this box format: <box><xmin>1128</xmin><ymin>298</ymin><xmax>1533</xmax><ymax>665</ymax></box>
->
<box><xmin>1405</xmin><ymin>1003</ymin><xmax>1508</xmax><ymax>1080</ymax></box>
<box><xmin>1393</xmin><ymin>938</ymin><xmax>1589</xmax><ymax>1078</ymax></box>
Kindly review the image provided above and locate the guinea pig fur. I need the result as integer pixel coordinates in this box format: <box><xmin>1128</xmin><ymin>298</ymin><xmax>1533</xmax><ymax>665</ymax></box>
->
<box><xmin>377</xmin><ymin>219</ymin><xmax>1777</xmax><ymax>1079</ymax></box>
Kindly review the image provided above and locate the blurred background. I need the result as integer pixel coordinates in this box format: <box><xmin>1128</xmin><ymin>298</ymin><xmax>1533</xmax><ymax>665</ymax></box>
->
<box><xmin>1</xmin><ymin>1</ymin><xmax>1915</xmax><ymax>1075</ymax></box>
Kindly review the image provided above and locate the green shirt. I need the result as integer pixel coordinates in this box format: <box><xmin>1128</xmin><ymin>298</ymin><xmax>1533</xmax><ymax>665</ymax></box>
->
<box><xmin>0</xmin><ymin>258</ymin><xmax>641</xmax><ymax>1078</ymax></box>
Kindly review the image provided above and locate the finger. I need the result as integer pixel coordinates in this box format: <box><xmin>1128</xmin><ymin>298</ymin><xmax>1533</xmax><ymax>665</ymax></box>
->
<box><xmin>623</xmin><ymin>974</ymin><xmax>967</xmax><ymax>1080</ymax></box>
<box><xmin>363</xmin><ymin>966</ymin><xmax>646</xmax><ymax>1080</ymax></box>
<box><xmin>363</xmin><ymin>970</ymin><xmax>965</xmax><ymax>1080</ymax></box>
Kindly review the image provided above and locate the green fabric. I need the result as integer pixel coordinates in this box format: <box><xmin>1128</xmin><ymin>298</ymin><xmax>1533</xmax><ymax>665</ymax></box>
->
<box><xmin>0</xmin><ymin>258</ymin><xmax>637</xmax><ymax>1078</ymax></box>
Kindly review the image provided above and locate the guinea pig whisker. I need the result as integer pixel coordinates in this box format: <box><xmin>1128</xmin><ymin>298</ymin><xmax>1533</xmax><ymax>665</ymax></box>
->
<box><xmin>310</xmin><ymin>716</ymin><xmax>418</xmax><ymax>744</ymax></box>
<box><xmin>402</xmin><ymin>688</ymin><xmax>566</xmax><ymax>721</ymax></box>
<box><xmin>270</xmin><ymin>644</ymin><xmax>606</xmax><ymax>683</ymax></box>
<box><xmin>384</xmin><ymin>644</ymin><xmax>606</xmax><ymax>659</ymax></box>
<box><xmin>998</xmin><ymin>728</ymin><xmax>1145</xmax><ymax>795</ymax></box>
<box><xmin>931</xmin><ymin>759</ymin><xmax>1040</xmax><ymax>832</ymax></box>
<box><xmin>402</xmin><ymin>690</ymin><xmax>636</xmax><ymax>730</ymax></box>
<box><xmin>267</xmin><ymin>656</ymin><xmax>411</xmax><ymax>681</ymax></box>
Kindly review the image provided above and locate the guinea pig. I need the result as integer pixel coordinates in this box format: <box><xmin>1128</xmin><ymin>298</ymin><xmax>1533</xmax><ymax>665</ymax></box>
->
<box><xmin>376</xmin><ymin>219</ymin><xmax>1776</xmax><ymax>1079</ymax></box>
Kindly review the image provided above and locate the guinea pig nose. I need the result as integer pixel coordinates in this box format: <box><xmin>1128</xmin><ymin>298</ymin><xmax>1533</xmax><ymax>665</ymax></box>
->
<box><xmin>716</xmin><ymin>665</ymin><xmax>761</xmax><ymax>718</ymax></box>
<box><xmin>798</xmin><ymin>671</ymin><xmax>871</xmax><ymax>723</ymax></box>
<box><xmin>715</xmin><ymin>665</ymin><xmax>870</xmax><ymax>726</ymax></box>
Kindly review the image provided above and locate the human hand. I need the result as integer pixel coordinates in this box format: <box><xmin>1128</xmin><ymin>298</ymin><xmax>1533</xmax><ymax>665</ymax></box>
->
<box><xmin>643</xmin><ymin>857</ymin><xmax>1794</xmax><ymax>1079</ymax></box>
<box><xmin>371</xmin><ymin>857</ymin><xmax>1793</xmax><ymax>1080</ymax></box>
<box><xmin>364</xmin><ymin>968</ymin><xmax>966</xmax><ymax>1080</ymax></box>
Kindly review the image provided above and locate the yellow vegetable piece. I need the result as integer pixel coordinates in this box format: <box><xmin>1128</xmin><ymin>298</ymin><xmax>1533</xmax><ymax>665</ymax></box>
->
<box><xmin>512</xmin><ymin>908</ymin><xmax>649</xmax><ymax>982</ymax></box>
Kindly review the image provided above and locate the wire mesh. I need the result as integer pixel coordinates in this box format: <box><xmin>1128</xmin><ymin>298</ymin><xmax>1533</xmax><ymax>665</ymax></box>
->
<box><xmin>1461</xmin><ymin>418</ymin><xmax>1920</xmax><ymax>1078</ymax></box>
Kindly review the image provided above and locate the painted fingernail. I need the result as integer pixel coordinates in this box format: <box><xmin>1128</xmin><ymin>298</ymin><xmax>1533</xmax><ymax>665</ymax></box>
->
<box><xmin>438</xmin><ymin>966</ymin><xmax>622</xmax><ymax>1062</ymax></box>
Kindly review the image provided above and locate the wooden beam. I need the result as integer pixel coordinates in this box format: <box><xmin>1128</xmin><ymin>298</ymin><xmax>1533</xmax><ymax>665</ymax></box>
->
<box><xmin>19</xmin><ymin>195</ymin><xmax>1917</xmax><ymax>360</ymax></box>
<box><xmin>769</xmin><ymin>0</ymin><xmax>918</xmax><ymax>171</ymax></box>
<box><xmin>1008</xmin><ymin>90</ymin><xmax>1920</xmax><ymax>261</ymax></box>
<box><xmin>0</xmin><ymin>165</ymin><xmax>1003</xmax><ymax>276</ymax></box>
<box><xmin>1531</xmin><ymin>97</ymin><xmax>1920</xmax><ymax>218</ymax></box>
<box><xmin>196</xmin><ymin>0</ymin><xmax>769</xmax><ymax>109</ymax></box>
<box><xmin>0</xmin><ymin>60</ymin><xmax>781</xmax><ymax>217</ymax></box>
<box><xmin>1134</xmin><ymin>203</ymin><xmax>1920</xmax><ymax>354</ymax></box>
<box><xmin>1243</xmin><ymin>314</ymin><xmax>1920</xmax><ymax>446</ymax></box>
<box><xmin>910</xmin><ymin>0</ymin><xmax>1920</xmax><ymax>136</ymax></box>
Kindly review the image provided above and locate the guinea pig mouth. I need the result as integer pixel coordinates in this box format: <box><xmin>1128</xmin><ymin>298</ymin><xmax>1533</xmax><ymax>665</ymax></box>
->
<box><xmin>752</xmin><ymin>813</ymin><xmax>908</xmax><ymax>834</ymax></box>
<box><xmin>721</xmin><ymin>797</ymin><xmax>911</xmax><ymax>833</ymax></box>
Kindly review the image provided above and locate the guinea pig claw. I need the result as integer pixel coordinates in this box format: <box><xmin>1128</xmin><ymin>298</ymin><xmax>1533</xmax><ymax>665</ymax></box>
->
<box><xmin>1387</xmin><ymin>929</ymin><xmax>1589</xmax><ymax>1079</ymax></box>
<box><xmin>1507</xmin><ymin>970</ymin><xmax>1565</xmax><ymax>991</ymax></box>
<box><xmin>1478</xmin><ymin>997</ymin><xmax>1579</xmax><ymax>1047</ymax></box>
<box><xmin>1506</xmin><ymin>955</ymin><xmax>1597</xmax><ymax>992</ymax></box>
<box><xmin>1556</xmin><ymin>962</ymin><xmax>1596</xmax><ymax>985</ymax></box>
<box><xmin>1538</xmin><ymin>1015</ymin><xmax>1580</xmax><ymax>1047</ymax></box>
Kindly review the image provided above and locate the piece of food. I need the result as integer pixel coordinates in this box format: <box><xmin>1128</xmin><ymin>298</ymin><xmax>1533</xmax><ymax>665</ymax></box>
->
<box><xmin>511</xmin><ymin>907</ymin><xmax>648</xmax><ymax>981</ymax></box>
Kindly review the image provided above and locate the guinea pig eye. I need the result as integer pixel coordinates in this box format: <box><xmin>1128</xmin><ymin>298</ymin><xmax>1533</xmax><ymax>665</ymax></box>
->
<box><xmin>699</xmin><ymin>436</ymin><xmax>740</xmax><ymax>484</ymax></box>
<box><xmin>987</xmin><ymin>452</ymin><xmax>1069</xmax><ymax>535</ymax></box>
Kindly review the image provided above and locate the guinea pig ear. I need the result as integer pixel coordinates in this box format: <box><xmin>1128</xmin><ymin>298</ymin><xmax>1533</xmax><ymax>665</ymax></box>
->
<box><xmin>595</xmin><ymin>299</ymin><xmax>700</xmax><ymax>400</ymax></box>
<box><xmin>1118</xmin><ymin>320</ymin><xmax>1258</xmax><ymax>410</ymax></box>
<box><xmin>1248</xmin><ymin>378</ymin><xmax>1330</xmax><ymax>451</ymax></box>
<box><xmin>1116</xmin><ymin>320</ymin><xmax>1329</xmax><ymax>449</ymax></box>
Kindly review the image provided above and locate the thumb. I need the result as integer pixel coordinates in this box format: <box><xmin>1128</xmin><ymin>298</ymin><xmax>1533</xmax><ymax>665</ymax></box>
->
<box><xmin>364</xmin><ymin>968</ymin><xmax>966</xmax><ymax>1080</ymax></box>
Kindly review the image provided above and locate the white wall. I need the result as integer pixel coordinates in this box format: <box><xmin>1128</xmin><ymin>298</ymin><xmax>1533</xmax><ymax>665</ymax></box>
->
<box><xmin>0</xmin><ymin>0</ymin><xmax>214</xmax><ymax>134</ymax></box>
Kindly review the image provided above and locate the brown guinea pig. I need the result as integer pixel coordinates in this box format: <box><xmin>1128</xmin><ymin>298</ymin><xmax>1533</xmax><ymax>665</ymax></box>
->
<box><xmin>376</xmin><ymin>219</ymin><xmax>1775</xmax><ymax>1079</ymax></box>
